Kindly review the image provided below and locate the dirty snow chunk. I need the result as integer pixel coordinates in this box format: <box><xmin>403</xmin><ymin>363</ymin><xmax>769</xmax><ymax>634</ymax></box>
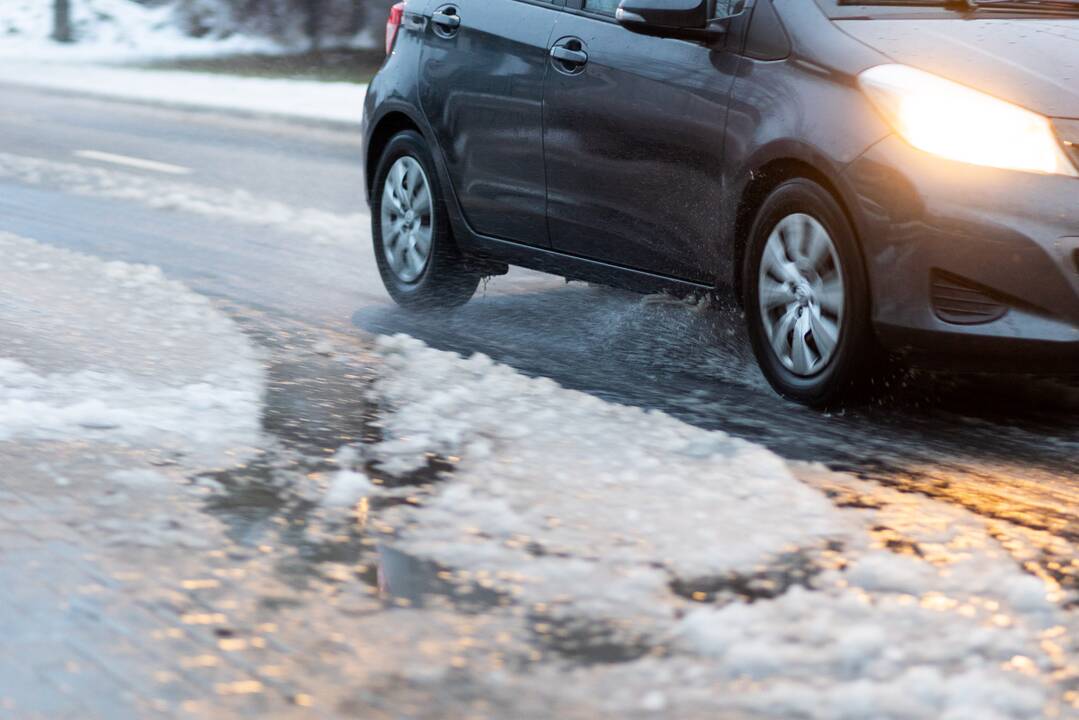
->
<box><xmin>373</xmin><ymin>334</ymin><xmax>843</xmax><ymax>579</ymax></box>
<box><xmin>677</xmin><ymin>583</ymin><xmax>1048</xmax><ymax>720</ymax></box>
<box><xmin>322</xmin><ymin>471</ymin><xmax>375</xmax><ymax>507</ymax></box>
<box><xmin>333</xmin><ymin>444</ymin><xmax>362</xmax><ymax>470</ymax></box>
<box><xmin>367</xmin><ymin>336</ymin><xmax>1071</xmax><ymax>719</ymax></box>
<box><xmin>313</xmin><ymin>340</ymin><xmax>336</xmax><ymax>357</ymax></box>
<box><xmin>108</xmin><ymin>469</ymin><xmax>171</xmax><ymax>487</ymax></box>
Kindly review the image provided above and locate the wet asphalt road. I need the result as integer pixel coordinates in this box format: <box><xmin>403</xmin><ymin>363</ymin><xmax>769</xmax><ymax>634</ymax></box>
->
<box><xmin>3</xmin><ymin>82</ymin><xmax>1077</xmax><ymax>548</ymax></box>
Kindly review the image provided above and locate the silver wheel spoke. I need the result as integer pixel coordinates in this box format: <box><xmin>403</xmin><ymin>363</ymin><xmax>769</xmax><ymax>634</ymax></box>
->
<box><xmin>393</xmin><ymin>242</ymin><xmax>408</xmax><ymax>271</ymax></box>
<box><xmin>405</xmin><ymin>163</ymin><xmax>422</xmax><ymax>203</ymax></box>
<box><xmin>391</xmin><ymin>163</ymin><xmax>407</xmax><ymax>203</ymax></box>
<box><xmin>761</xmin><ymin>241</ymin><xmax>801</xmax><ymax>286</ymax></box>
<box><xmin>818</xmin><ymin>279</ymin><xmax>843</xmax><ymax>314</ymax></box>
<box><xmin>769</xmin><ymin>306</ymin><xmax>799</xmax><ymax>360</ymax></box>
<box><xmin>791</xmin><ymin>314</ymin><xmax>814</xmax><ymax>375</ymax></box>
<box><xmin>757</xmin><ymin>213</ymin><xmax>845</xmax><ymax>378</ymax></box>
<box><xmin>781</xmin><ymin>217</ymin><xmax>806</xmax><ymax>263</ymax></box>
<box><xmin>390</xmin><ymin>191</ymin><xmax>405</xmax><ymax>214</ymax></box>
<box><xmin>760</xmin><ymin>277</ymin><xmax>797</xmax><ymax>310</ymax></box>
<box><xmin>809</xmin><ymin>309</ymin><xmax>839</xmax><ymax>360</ymax></box>
<box><xmin>407</xmin><ymin>243</ymin><xmax>425</xmax><ymax>276</ymax></box>
<box><xmin>381</xmin><ymin>156</ymin><xmax>434</xmax><ymax>283</ymax></box>
<box><xmin>413</xmin><ymin>230</ymin><xmax>432</xmax><ymax>258</ymax></box>
<box><xmin>804</xmin><ymin>223</ymin><xmax>830</xmax><ymax>267</ymax></box>
<box><xmin>412</xmin><ymin>189</ymin><xmax>431</xmax><ymax>215</ymax></box>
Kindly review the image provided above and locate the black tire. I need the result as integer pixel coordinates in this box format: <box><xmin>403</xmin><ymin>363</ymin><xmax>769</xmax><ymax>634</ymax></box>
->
<box><xmin>371</xmin><ymin>130</ymin><xmax>479</xmax><ymax>310</ymax></box>
<box><xmin>742</xmin><ymin>178</ymin><xmax>877</xmax><ymax>407</ymax></box>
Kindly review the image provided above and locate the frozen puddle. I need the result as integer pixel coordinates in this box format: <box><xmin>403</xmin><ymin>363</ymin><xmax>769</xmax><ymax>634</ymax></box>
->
<box><xmin>0</xmin><ymin>232</ymin><xmax>264</xmax><ymax>465</ymax></box>
<box><xmin>366</xmin><ymin>335</ymin><xmax>1076</xmax><ymax>719</ymax></box>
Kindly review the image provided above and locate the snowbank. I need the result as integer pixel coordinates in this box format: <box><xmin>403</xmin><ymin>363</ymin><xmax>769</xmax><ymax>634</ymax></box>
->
<box><xmin>0</xmin><ymin>0</ymin><xmax>381</xmax><ymax>61</ymax></box>
<box><xmin>0</xmin><ymin>0</ymin><xmax>282</xmax><ymax>61</ymax></box>
<box><xmin>0</xmin><ymin>0</ymin><xmax>368</xmax><ymax>125</ymax></box>
<box><xmin>0</xmin><ymin>151</ymin><xmax>365</xmax><ymax>244</ymax></box>
<box><xmin>0</xmin><ymin>233</ymin><xmax>264</xmax><ymax>463</ymax></box>
<box><xmin>365</xmin><ymin>335</ymin><xmax>1070</xmax><ymax>719</ymax></box>
<box><xmin>0</xmin><ymin>62</ymin><xmax>367</xmax><ymax>126</ymax></box>
<box><xmin>373</xmin><ymin>334</ymin><xmax>842</xmax><ymax>578</ymax></box>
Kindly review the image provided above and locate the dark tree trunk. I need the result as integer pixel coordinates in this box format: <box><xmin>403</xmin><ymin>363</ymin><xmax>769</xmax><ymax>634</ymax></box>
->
<box><xmin>53</xmin><ymin>0</ymin><xmax>73</xmax><ymax>43</ymax></box>
<box><xmin>303</xmin><ymin>0</ymin><xmax>324</xmax><ymax>52</ymax></box>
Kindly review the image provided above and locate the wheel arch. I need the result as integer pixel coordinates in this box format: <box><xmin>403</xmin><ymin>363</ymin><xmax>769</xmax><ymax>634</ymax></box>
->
<box><xmin>365</xmin><ymin>109</ymin><xmax>425</xmax><ymax>202</ymax></box>
<box><xmin>730</xmin><ymin>154</ymin><xmax>869</xmax><ymax>307</ymax></box>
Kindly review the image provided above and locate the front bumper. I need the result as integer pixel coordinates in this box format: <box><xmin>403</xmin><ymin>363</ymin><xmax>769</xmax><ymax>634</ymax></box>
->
<box><xmin>844</xmin><ymin>134</ymin><xmax>1079</xmax><ymax>371</ymax></box>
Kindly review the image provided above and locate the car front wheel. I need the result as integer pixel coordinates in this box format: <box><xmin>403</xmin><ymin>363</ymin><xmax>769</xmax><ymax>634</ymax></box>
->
<box><xmin>743</xmin><ymin>178</ymin><xmax>876</xmax><ymax>407</ymax></box>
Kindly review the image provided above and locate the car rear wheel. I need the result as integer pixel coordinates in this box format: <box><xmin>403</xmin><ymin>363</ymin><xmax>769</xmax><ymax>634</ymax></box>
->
<box><xmin>372</xmin><ymin>130</ymin><xmax>479</xmax><ymax>310</ymax></box>
<box><xmin>743</xmin><ymin>178</ymin><xmax>875</xmax><ymax>407</ymax></box>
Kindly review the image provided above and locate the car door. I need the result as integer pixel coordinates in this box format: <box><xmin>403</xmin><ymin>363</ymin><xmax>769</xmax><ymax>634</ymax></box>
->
<box><xmin>543</xmin><ymin>0</ymin><xmax>745</xmax><ymax>282</ymax></box>
<box><xmin>419</xmin><ymin>0</ymin><xmax>563</xmax><ymax>247</ymax></box>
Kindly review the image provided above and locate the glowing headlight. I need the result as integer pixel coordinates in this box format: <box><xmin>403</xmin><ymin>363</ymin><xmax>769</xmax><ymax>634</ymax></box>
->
<box><xmin>859</xmin><ymin>64</ymin><xmax>1078</xmax><ymax>177</ymax></box>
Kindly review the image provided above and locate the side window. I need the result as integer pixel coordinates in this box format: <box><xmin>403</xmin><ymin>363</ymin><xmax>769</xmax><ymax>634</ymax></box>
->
<box><xmin>582</xmin><ymin>0</ymin><xmax>621</xmax><ymax>15</ymax></box>
<box><xmin>583</xmin><ymin>0</ymin><xmax>739</xmax><ymax>18</ymax></box>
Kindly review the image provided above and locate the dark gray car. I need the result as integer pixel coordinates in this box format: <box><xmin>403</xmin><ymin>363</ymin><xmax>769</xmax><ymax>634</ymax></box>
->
<box><xmin>363</xmin><ymin>0</ymin><xmax>1079</xmax><ymax>406</ymax></box>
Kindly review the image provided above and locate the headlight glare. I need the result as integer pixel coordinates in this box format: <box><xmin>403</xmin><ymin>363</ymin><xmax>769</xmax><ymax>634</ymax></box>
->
<box><xmin>859</xmin><ymin>64</ymin><xmax>1078</xmax><ymax>177</ymax></box>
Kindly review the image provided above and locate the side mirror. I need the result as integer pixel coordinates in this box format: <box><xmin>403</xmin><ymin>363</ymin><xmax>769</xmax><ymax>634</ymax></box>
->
<box><xmin>616</xmin><ymin>0</ymin><xmax>727</xmax><ymax>42</ymax></box>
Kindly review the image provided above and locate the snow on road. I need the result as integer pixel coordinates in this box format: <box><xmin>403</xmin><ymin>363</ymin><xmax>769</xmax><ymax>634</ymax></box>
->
<box><xmin>364</xmin><ymin>335</ymin><xmax>1074</xmax><ymax>719</ymax></box>
<box><xmin>0</xmin><ymin>232</ymin><xmax>263</xmax><ymax>464</ymax></box>
<box><xmin>0</xmin><ymin>151</ymin><xmax>365</xmax><ymax>246</ymax></box>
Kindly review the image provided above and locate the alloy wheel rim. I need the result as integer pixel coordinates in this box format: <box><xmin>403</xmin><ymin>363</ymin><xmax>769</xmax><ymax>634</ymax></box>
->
<box><xmin>381</xmin><ymin>156</ymin><xmax>433</xmax><ymax>283</ymax></box>
<box><xmin>757</xmin><ymin>213</ymin><xmax>845</xmax><ymax>377</ymax></box>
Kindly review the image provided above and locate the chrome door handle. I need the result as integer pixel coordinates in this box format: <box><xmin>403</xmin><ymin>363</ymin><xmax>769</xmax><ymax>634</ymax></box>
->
<box><xmin>431</xmin><ymin>8</ymin><xmax>461</xmax><ymax>30</ymax></box>
<box><xmin>550</xmin><ymin>46</ymin><xmax>588</xmax><ymax>66</ymax></box>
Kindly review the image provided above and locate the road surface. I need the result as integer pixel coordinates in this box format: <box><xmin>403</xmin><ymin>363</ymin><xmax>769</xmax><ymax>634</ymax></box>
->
<box><xmin>2</xmin><ymin>82</ymin><xmax>1078</xmax><ymax>718</ymax></box>
<box><xmin>4</xmin><ymin>83</ymin><xmax>1075</xmax><ymax>532</ymax></box>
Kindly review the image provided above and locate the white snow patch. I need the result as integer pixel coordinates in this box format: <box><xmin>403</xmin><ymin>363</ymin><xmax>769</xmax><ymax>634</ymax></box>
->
<box><xmin>0</xmin><ymin>0</ymin><xmax>366</xmax><ymax>127</ymax></box>
<box><xmin>0</xmin><ymin>152</ymin><xmax>363</xmax><ymax>246</ymax></box>
<box><xmin>0</xmin><ymin>0</ymin><xmax>367</xmax><ymax>125</ymax></box>
<box><xmin>0</xmin><ymin>0</ymin><xmax>288</xmax><ymax>61</ymax></box>
<box><xmin>0</xmin><ymin>358</ymin><xmax>259</xmax><ymax>445</ymax></box>
<box><xmin>373</xmin><ymin>334</ymin><xmax>842</xmax><ymax>579</ymax></box>
<box><xmin>676</xmin><ymin>579</ymin><xmax>1049</xmax><ymax>720</ymax></box>
<box><xmin>0</xmin><ymin>233</ymin><xmax>264</xmax><ymax>463</ymax></box>
<box><xmin>364</xmin><ymin>335</ymin><xmax>1072</xmax><ymax>719</ymax></box>
<box><xmin>108</xmin><ymin>469</ymin><xmax>171</xmax><ymax>487</ymax></box>
<box><xmin>322</xmin><ymin>470</ymin><xmax>375</xmax><ymax>507</ymax></box>
<box><xmin>0</xmin><ymin>62</ymin><xmax>367</xmax><ymax>126</ymax></box>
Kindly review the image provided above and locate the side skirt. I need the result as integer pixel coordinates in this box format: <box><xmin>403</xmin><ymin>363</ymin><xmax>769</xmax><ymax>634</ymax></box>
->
<box><xmin>463</xmin><ymin>234</ymin><xmax>716</xmax><ymax>298</ymax></box>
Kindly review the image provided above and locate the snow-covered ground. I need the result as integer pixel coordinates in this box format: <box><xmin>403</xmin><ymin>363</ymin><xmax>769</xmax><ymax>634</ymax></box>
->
<box><xmin>0</xmin><ymin>0</ymin><xmax>346</xmax><ymax>61</ymax></box>
<box><xmin>0</xmin><ymin>0</ymin><xmax>369</xmax><ymax>125</ymax></box>
<box><xmin>0</xmin><ymin>151</ymin><xmax>367</xmax><ymax>244</ymax></box>
<box><xmin>358</xmin><ymin>335</ymin><xmax>1075</xmax><ymax>719</ymax></box>
<box><xmin>0</xmin><ymin>232</ymin><xmax>264</xmax><ymax>465</ymax></box>
<box><xmin>0</xmin><ymin>61</ymin><xmax>368</xmax><ymax>126</ymax></box>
